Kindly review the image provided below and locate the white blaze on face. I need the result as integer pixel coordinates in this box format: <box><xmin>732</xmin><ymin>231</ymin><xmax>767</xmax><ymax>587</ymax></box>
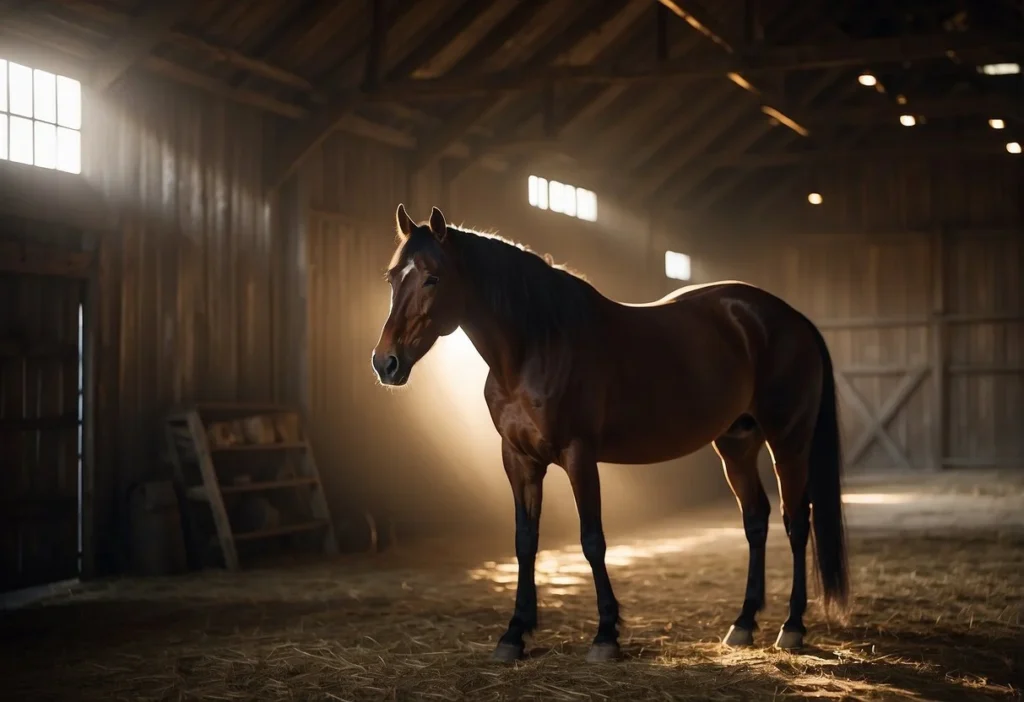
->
<box><xmin>399</xmin><ymin>260</ymin><xmax>416</xmax><ymax>282</ymax></box>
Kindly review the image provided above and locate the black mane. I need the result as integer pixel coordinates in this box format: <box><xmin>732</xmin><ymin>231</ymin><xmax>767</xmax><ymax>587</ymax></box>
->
<box><xmin>445</xmin><ymin>225</ymin><xmax>598</xmax><ymax>347</ymax></box>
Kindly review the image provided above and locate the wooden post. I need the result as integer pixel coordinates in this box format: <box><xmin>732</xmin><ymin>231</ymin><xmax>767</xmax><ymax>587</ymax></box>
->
<box><xmin>929</xmin><ymin>226</ymin><xmax>947</xmax><ymax>471</ymax></box>
<box><xmin>656</xmin><ymin>3</ymin><xmax>669</xmax><ymax>62</ymax></box>
<box><xmin>363</xmin><ymin>0</ymin><xmax>386</xmax><ymax>90</ymax></box>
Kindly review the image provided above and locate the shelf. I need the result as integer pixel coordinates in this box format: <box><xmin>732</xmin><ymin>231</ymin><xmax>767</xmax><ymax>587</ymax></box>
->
<box><xmin>208</xmin><ymin>441</ymin><xmax>307</xmax><ymax>452</ymax></box>
<box><xmin>186</xmin><ymin>477</ymin><xmax>318</xmax><ymax>501</ymax></box>
<box><xmin>233</xmin><ymin>519</ymin><xmax>330</xmax><ymax>542</ymax></box>
<box><xmin>165</xmin><ymin>403</ymin><xmax>337</xmax><ymax>570</ymax></box>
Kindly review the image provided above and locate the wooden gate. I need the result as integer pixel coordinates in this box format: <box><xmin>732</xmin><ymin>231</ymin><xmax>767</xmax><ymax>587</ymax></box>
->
<box><xmin>0</xmin><ymin>241</ymin><xmax>89</xmax><ymax>592</ymax></box>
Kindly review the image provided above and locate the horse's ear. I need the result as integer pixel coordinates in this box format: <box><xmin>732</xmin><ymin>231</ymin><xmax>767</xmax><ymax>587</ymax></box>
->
<box><xmin>428</xmin><ymin>206</ymin><xmax>447</xmax><ymax>242</ymax></box>
<box><xmin>395</xmin><ymin>203</ymin><xmax>413</xmax><ymax>239</ymax></box>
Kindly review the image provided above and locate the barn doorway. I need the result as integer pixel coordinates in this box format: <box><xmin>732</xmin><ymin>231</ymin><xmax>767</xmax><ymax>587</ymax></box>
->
<box><xmin>0</xmin><ymin>270</ymin><xmax>87</xmax><ymax>597</ymax></box>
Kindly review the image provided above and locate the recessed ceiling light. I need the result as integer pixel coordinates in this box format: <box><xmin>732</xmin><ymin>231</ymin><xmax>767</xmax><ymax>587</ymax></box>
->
<box><xmin>858</xmin><ymin>73</ymin><xmax>877</xmax><ymax>87</ymax></box>
<box><xmin>979</xmin><ymin>63</ymin><xmax>1020</xmax><ymax>76</ymax></box>
<box><xmin>1007</xmin><ymin>142</ymin><xmax>1022</xmax><ymax>155</ymax></box>
<box><xmin>989</xmin><ymin>118</ymin><xmax>1005</xmax><ymax>130</ymax></box>
<box><xmin>807</xmin><ymin>192</ymin><xmax>823</xmax><ymax>205</ymax></box>
<box><xmin>899</xmin><ymin>114</ymin><xmax>916</xmax><ymax>127</ymax></box>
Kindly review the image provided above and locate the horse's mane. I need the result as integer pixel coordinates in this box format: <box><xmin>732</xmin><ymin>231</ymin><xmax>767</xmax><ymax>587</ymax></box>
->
<box><xmin>445</xmin><ymin>225</ymin><xmax>598</xmax><ymax>347</ymax></box>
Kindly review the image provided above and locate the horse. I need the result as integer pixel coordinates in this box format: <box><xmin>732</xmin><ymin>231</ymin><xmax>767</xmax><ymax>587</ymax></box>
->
<box><xmin>371</xmin><ymin>204</ymin><xmax>849</xmax><ymax>663</ymax></box>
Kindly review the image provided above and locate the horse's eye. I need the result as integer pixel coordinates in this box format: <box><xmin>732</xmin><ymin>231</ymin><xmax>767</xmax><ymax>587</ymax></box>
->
<box><xmin>423</xmin><ymin>275</ymin><xmax>439</xmax><ymax>288</ymax></box>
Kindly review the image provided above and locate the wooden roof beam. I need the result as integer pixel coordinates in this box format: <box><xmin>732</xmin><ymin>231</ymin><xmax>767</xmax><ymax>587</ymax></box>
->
<box><xmin>625</xmin><ymin>95</ymin><xmax>762</xmax><ymax>203</ymax></box>
<box><xmin>444</xmin><ymin>5</ymin><xmax>715</xmax><ymax>183</ymax></box>
<box><xmin>89</xmin><ymin>0</ymin><xmax>196</xmax><ymax>90</ymax></box>
<box><xmin>808</xmin><ymin>95</ymin><xmax>1024</xmax><ymax>124</ymax></box>
<box><xmin>655</xmin><ymin>117</ymin><xmax>774</xmax><ymax>206</ymax></box>
<box><xmin>689</xmin><ymin>62</ymin><xmax>946</xmax><ymax>214</ymax></box>
<box><xmin>667</xmin><ymin>68</ymin><xmax>853</xmax><ymax>208</ymax></box>
<box><xmin>410</xmin><ymin>0</ymin><xmax>632</xmax><ymax>175</ymax></box>
<box><xmin>367</xmin><ymin>31</ymin><xmax>1019</xmax><ymax>99</ymax></box>
<box><xmin>53</xmin><ymin>1</ymin><xmax>315</xmax><ymax>93</ymax></box>
<box><xmin>687</xmin><ymin>136</ymin><xmax>1021</xmax><ymax>170</ymax></box>
<box><xmin>269</xmin><ymin>0</ymin><xmax>491</xmax><ymax>190</ymax></box>
<box><xmin>658</xmin><ymin>0</ymin><xmax>810</xmax><ymax>140</ymax></box>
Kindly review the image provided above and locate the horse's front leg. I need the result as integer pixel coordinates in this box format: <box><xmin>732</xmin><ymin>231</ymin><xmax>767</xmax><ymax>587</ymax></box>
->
<box><xmin>492</xmin><ymin>440</ymin><xmax>547</xmax><ymax>662</ymax></box>
<box><xmin>564</xmin><ymin>440</ymin><xmax>622</xmax><ymax>662</ymax></box>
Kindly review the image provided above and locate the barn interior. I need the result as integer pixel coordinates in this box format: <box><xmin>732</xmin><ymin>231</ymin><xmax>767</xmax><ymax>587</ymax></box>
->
<box><xmin>1</xmin><ymin>0</ymin><xmax>1022</xmax><ymax>699</ymax></box>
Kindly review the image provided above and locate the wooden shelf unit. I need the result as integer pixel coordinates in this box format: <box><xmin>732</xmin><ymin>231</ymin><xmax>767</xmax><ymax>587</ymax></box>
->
<box><xmin>164</xmin><ymin>402</ymin><xmax>338</xmax><ymax>570</ymax></box>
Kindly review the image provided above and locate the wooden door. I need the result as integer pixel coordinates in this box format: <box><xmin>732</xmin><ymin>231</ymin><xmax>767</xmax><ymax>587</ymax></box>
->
<box><xmin>0</xmin><ymin>270</ymin><xmax>84</xmax><ymax>592</ymax></box>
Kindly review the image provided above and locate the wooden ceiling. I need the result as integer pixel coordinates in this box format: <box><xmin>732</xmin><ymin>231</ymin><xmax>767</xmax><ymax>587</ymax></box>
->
<box><xmin>2</xmin><ymin>0</ymin><xmax>1022</xmax><ymax>217</ymax></box>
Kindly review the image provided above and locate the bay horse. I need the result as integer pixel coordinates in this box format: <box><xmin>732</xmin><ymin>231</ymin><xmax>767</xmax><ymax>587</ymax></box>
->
<box><xmin>371</xmin><ymin>204</ymin><xmax>849</xmax><ymax>663</ymax></box>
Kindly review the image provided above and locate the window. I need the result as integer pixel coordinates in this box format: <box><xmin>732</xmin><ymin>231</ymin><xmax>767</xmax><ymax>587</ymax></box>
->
<box><xmin>0</xmin><ymin>58</ymin><xmax>82</xmax><ymax>174</ymax></box>
<box><xmin>528</xmin><ymin>175</ymin><xmax>597</xmax><ymax>222</ymax></box>
<box><xmin>664</xmin><ymin>250</ymin><xmax>691</xmax><ymax>282</ymax></box>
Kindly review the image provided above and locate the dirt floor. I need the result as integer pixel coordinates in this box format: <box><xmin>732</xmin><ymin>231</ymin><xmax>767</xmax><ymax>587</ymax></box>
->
<box><xmin>3</xmin><ymin>471</ymin><xmax>1023</xmax><ymax>701</ymax></box>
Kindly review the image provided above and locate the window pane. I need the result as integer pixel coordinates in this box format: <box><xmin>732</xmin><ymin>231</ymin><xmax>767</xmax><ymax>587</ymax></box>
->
<box><xmin>0</xmin><ymin>114</ymin><xmax>7</xmax><ymax>160</ymax></box>
<box><xmin>528</xmin><ymin>175</ymin><xmax>539</xmax><ymax>206</ymax></box>
<box><xmin>8</xmin><ymin>62</ymin><xmax>33</xmax><ymax>117</ymax></box>
<box><xmin>549</xmin><ymin>181</ymin><xmax>564</xmax><ymax>213</ymax></box>
<box><xmin>577</xmin><ymin>189</ymin><xmax>597</xmax><ymax>222</ymax></box>
<box><xmin>665</xmin><ymin>251</ymin><xmax>691</xmax><ymax>281</ymax></box>
<box><xmin>536</xmin><ymin>177</ymin><xmax>548</xmax><ymax>209</ymax></box>
<box><xmin>57</xmin><ymin>126</ymin><xmax>81</xmax><ymax>174</ymax></box>
<box><xmin>9</xmin><ymin>115</ymin><xmax>32</xmax><ymax>164</ymax></box>
<box><xmin>0</xmin><ymin>59</ymin><xmax>7</xmax><ymax>112</ymax></box>
<box><xmin>57</xmin><ymin>76</ymin><xmax>81</xmax><ymax>129</ymax></box>
<box><xmin>33</xmin><ymin>69</ymin><xmax>56</xmax><ymax>123</ymax></box>
<box><xmin>34</xmin><ymin>120</ymin><xmax>56</xmax><ymax>168</ymax></box>
<box><xmin>563</xmin><ymin>185</ymin><xmax>577</xmax><ymax>217</ymax></box>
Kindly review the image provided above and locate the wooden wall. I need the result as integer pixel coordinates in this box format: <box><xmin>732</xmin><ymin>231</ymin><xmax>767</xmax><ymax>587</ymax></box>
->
<box><xmin>0</xmin><ymin>210</ymin><xmax>91</xmax><ymax>591</ymax></box>
<box><xmin>668</xmin><ymin>154</ymin><xmax>1024</xmax><ymax>475</ymax></box>
<box><xmin>81</xmin><ymin>78</ymin><xmax>287</xmax><ymax>574</ymax></box>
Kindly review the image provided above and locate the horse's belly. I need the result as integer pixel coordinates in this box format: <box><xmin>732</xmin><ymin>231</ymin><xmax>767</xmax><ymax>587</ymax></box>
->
<box><xmin>597</xmin><ymin>410</ymin><xmax>733</xmax><ymax>464</ymax></box>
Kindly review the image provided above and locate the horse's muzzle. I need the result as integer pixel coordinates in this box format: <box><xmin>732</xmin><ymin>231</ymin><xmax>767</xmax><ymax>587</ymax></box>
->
<box><xmin>372</xmin><ymin>351</ymin><xmax>408</xmax><ymax>386</ymax></box>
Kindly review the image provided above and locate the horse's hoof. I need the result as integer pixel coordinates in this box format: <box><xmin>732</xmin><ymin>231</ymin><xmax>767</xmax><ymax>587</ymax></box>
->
<box><xmin>586</xmin><ymin>643</ymin><xmax>622</xmax><ymax>663</ymax></box>
<box><xmin>722</xmin><ymin>625</ymin><xmax>755</xmax><ymax>647</ymax></box>
<box><xmin>774</xmin><ymin>627</ymin><xmax>804</xmax><ymax>651</ymax></box>
<box><xmin>491</xmin><ymin>642</ymin><xmax>525</xmax><ymax>663</ymax></box>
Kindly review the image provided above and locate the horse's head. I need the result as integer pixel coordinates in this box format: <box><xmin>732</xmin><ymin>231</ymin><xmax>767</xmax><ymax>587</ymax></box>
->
<box><xmin>371</xmin><ymin>204</ymin><xmax>464</xmax><ymax>386</ymax></box>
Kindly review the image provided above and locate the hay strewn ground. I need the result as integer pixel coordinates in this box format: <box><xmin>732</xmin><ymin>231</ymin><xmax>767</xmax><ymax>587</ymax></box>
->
<box><xmin>3</xmin><ymin>483</ymin><xmax>1023</xmax><ymax>701</ymax></box>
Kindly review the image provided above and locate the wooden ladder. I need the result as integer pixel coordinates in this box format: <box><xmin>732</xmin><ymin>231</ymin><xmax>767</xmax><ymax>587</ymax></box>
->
<box><xmin>164</xmin><ymin>402</ymin><xmax>337</xmax><ymax>570</ymax></box>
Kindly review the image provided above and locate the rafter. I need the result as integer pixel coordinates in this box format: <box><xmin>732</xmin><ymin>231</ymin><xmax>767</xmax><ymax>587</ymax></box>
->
<box><xmin>442</xmin><ymin>5</ymin><xmax>657</xmax><ymax>182</ymax></box>
<box><xmin>445</xmin><ymin>10</ymin><xmax>718</xmax><ymax>183</ymax></box>
<box><xmin>809</xmin><ymin>94</ymin><xmax>1024</xmax><ymax>124</ymax></box>
<box><xmin>361</xmin><ymin>31</ymin><xmax>1017</xmax><ymax>100</ymax></box>
<box><xmin>710</xmin><ymin>135</ymin><xmax>1017</xmax><ymax>168</ymax></box>
<box><xmin>668</xmin><ymin>70</ymin><xmax>852</xmax><ymax>209</ymax></box>
<box><xmin>89</xmin><ymin>1</ymin><xmax>195</xmax><ymax>90</ymax></box>
<box><xmin>410</xmin><ymin>0</ymin><xmax>633</xmax><ymax>175</ymax></box>
<box><xmin>55</xmin><ymin>0</ymin><xmax>315</xmax><ymax>93</ymax></box>
<box><xmin>269</xmin><ymin>0</ymin><xmax>487</xmax><ymax>190</ymax></box>
<box><xmin>648</xmin><ymin>3</ymin><xmax>870</xmax><ymax>211</ymax></box>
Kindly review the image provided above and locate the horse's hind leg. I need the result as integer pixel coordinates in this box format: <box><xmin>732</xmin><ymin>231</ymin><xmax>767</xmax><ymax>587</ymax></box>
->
<box><xmin>713</xmin><ymin>415</ymin><xmax>769</xmax><ymax>647</ymax></box>
<box><xmin>757</xmin><ymin>402</ymin><xmax>816</xmax><ymax>650</ymax></box>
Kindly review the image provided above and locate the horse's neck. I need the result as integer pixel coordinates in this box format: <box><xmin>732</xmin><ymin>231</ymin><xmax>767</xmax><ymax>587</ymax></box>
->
<box><xmin>460</xmin><ymin>310</ymin><xmax>518</xmax><ymax>380</ymax></box>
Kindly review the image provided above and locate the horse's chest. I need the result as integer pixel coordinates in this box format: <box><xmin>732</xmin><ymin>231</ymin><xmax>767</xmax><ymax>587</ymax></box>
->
<box><xmin>488</xmin><ymin>391</ymin><xmax>558</xmax><ymax>462</ymax></box>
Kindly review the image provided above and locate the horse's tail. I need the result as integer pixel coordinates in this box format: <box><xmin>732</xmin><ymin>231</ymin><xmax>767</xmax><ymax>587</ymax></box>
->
<box><xmin>807</xmin><ymin>324</ymin><xmax>850</xmax><ymax>622</ymax></box>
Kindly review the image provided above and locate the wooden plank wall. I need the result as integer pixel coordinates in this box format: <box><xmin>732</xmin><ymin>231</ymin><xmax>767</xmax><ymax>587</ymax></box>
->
<box><xmin>81</xmin><ymin>78</ymin><xmax>286</xmax><ymax>572</ymax></box>
<box><xmin>0</xmin><ymin>216</ymin><xmax>88</xmax><ymax>589</ymax></box>
<box><xmin>669</xmin><ymin>154</ymin><xmax>1023</xmax><ymax>474</ymax></box>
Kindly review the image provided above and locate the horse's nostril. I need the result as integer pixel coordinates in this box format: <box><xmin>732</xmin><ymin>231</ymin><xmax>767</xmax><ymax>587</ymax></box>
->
<box><xmin>385</xmin><ymin>355</ymin><xmax>399</xmax><ymax>376</ymax></box>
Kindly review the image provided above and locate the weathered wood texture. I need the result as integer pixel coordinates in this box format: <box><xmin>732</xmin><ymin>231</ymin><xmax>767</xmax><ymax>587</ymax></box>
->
<box><xmin>0</xmin><ymin>218</ymin><xmax>87</xmax><ymax>590</ymax></box>
<box><xmin>80</xmin><ymin>78</ymin><xmax>288</xmax><ymax>572</ymax></box>
<box><xmin>669</xmin><ymin>156</ymin><xmax>1023</xmax><ymax>473</ymax></box>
